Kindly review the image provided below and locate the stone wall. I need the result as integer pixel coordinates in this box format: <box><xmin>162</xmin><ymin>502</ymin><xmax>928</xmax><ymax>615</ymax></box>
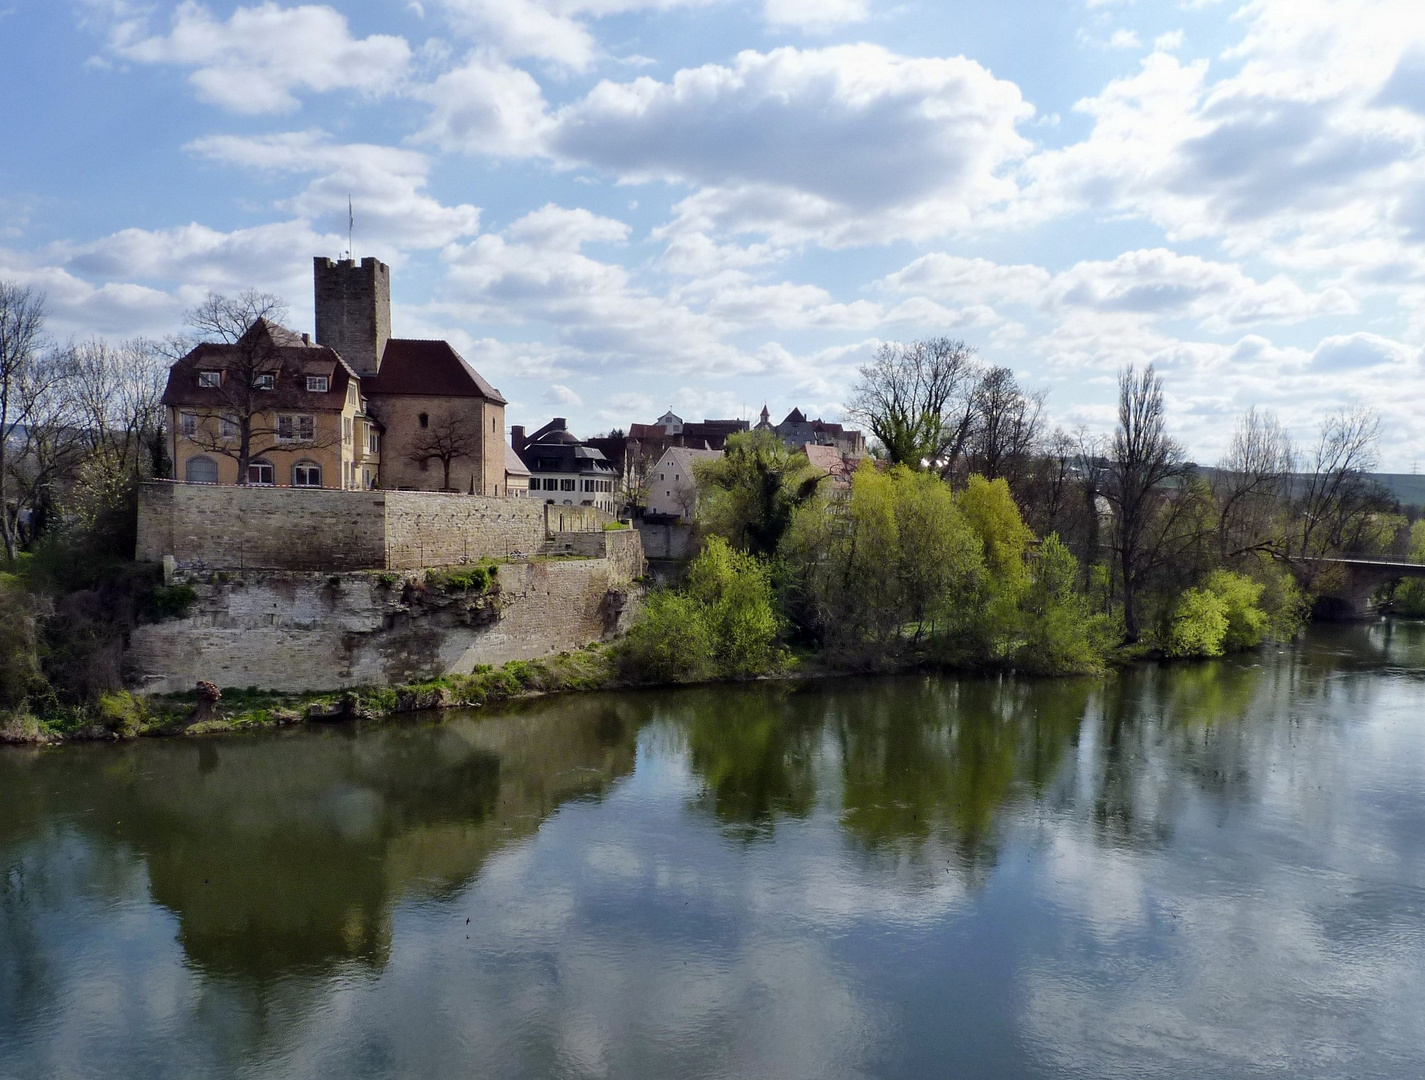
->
<box><xmin>637</xmin><ymin>521</ymin><xmax>696</xmax><ymax>561</ymax></box>
<box><xmin>383</xmin><ymin>491</ymin><xmax>547</xmax><ymax>568</ymax></box>
<box><xmin>365</xmin><ymin>394</ymin><xmax>504</xmax><ymax>497</ymax></box>
<box><xmin>127</xmin><ymin>545</ymin><xmax>644</xmax><ymax>694</ymax></box>
<box><xmin>137</xmin><ymin>482</ymin><xmax>621</xmax><ymax>572</ymax></box>
<box><xmin>137</xmin><ymin>481</ymin><xmax>388</xmax><ymax>572</ymax></box>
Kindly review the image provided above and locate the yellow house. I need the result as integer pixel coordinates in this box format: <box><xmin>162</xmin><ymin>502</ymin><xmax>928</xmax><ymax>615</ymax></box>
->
<box><xmin>162</xmin><ymin>319</ymin><xmax>382</xmax><ymax>489</ymax></box>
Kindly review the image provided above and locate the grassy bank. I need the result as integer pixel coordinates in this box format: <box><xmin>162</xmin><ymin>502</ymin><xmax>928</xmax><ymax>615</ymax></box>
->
<box><xmin>0</xmin><ymin>647</ymin><xmax>621</xmax><ymax>745</ymax></box>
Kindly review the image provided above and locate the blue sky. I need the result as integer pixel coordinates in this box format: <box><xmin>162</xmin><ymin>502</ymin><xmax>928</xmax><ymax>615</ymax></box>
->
<box><xmin>3</xmin><ymin>0</ymin><xmax>1424</xmax><ymax>466</ymax></box>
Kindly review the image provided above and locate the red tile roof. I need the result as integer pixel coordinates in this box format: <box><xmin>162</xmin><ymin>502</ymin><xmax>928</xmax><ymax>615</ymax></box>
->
<box><xmin>363</xmin><ymin>339</ymin><xmax>507</xmax><ymax>404</ymax></box>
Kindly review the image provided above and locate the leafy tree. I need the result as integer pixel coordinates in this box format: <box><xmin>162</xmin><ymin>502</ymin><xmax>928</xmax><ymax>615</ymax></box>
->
<box><xmin>1164</xmin><ymin>586</ymin><xmax>1229</xmax><ymax>658</ymax></box>
<box><xmin>780</xmin><ymin>464</ymin><xmax>982</xmax><ymax>659</ymax></box>
<box><xmin>696</xmin><ymin>430</ymin><xmax>822</xmax><ymax>556</ymax></box>
<box><xmin>620</xmin><ymin>537</ymin><xmax>784</xmax><ymax>682</ymax></box>
<box><xmin>683</xmin><ymin>537</ymin><xmax>784</xmax><ymax>676</ymax></box>
<box><xmin>1013</xmin><ymin>535</ymin><xmax>1112</xmax><ymax>674</ymax></box>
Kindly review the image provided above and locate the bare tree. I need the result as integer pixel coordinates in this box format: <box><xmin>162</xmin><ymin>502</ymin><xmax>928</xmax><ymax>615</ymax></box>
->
<box><xmin>0</xmin><ymin>283</ymin><xmax>48</xmax><ymax>559</ymax></box>
<box><xmin>965</xmin><ymin>365</ymin><xmax>1045</xmax><ymax>485</ymax></box>
<box><xmin>408</xmin><ymin>409</ymin><xmax>481</xmax><ymax>491</ymax></box>
<box><xmin>845</xmin><ymin>338</ymin><xmax>980</xmax><ymax>472</ymax></box>
<box><xmin>1213</xmin><ymin>407</ymin><xmax>1294</xmax><ymax>562</ymax></box>
<box><xmin>174</xmin><ymin>291</ymin><xmax>338</xmax><ymax>483</ymax></box>
<box><xmin>6</xmin><ymin>348</ymin><xmax>84</xmax><ymax>545</ymax></box>
<box><xmin>1105</xmin><ymin>365</ymin><xmax>1189</xmax><ymax>640</ymax></box>
<box><xmin>1292</xmin><ymin>407</ymin><xmax>1386</xmax><ymax>561</ymax></box>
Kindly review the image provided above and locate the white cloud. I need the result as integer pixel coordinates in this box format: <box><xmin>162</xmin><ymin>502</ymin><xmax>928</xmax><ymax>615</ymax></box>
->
<box><xmin>188</xmin><ymin>131</ymin><xmax>481</xmax><ymax>249</ymax></box>
<box><xmin>108</xmin><ymin>2</ymin><xmax>411</xmax><ymax>113</ymax></box>
<box><xmin>547</xmin><ymin>44</ymin><xmax>1034</xmax><ymax>244</ymax></box>
<box><xmin>415</xmin><ymin>55</ymin><xmax>552</xmax><ymax>156</ymax></box>
<box><xmin>879</xmin><ymin>253</ymin><xmax>1051</xmax><ymax>307</ymax></box>
<box><xmin>763</xmin><ymin>0</ymin><xmax>868</xmax><ymax>32</ymax></box>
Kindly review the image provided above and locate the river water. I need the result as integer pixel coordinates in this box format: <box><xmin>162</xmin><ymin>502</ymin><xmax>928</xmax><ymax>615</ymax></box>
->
<box><xmin>4</xmin><ymin>623</ymin><xmax>1425</xmax><ymax>1079</ymax></box>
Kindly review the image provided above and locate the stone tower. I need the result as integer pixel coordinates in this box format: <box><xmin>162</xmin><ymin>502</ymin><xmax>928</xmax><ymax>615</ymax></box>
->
<box><xmin>313</xmin><ymin>256</ymin><xmax>390</xmax><ymax>376</ymax></box>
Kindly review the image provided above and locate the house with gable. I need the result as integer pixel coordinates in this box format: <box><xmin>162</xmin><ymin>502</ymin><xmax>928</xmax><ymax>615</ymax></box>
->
<box><xmin>163</xmin><ymin>257</ymin><xmax>511</xmax><ymax>494</ymax></box>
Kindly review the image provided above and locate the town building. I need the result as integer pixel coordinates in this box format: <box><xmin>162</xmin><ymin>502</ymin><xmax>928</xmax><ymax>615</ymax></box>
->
<box><xmin>162</xmin><ymin>318</ymin><xmax>382</xmax><ymax>490</ymax></box>
<box><xmin>163</xmin><ymin>257</ymin><xmax>510</xmax><ymax>495</ymax></box>
<box><xmin>755</xmin><ymin>406</ymin><xmax>866</xmax><ymax>457</ymax></box>
<box><xmin>512</xmin><ymin>418</ymin><xmax>619</xmax><ymax>514</ymax></box>
<box><xmin>644</xmin><ymin>446</ymin><xmax>722</xmax><ymax>521</ymax></box>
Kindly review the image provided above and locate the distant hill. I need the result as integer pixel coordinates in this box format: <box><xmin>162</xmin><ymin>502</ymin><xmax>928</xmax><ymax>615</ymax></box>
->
<box><xmin>1368</xmin><ymin>474</ymin><xmax>1425</xmax><ymax>509</ymax></box>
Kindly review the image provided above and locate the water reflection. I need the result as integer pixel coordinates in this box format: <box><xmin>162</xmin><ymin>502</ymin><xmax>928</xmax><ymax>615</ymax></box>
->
<box><xmin>0</xmin><ymin>699</ymin><xmax>640</xmax><ymax>981</ymax></box>
<box><xmin>3</xmin><ymin>621</ymin><xmax>1425</xmax><ymax>1079</ymax></box>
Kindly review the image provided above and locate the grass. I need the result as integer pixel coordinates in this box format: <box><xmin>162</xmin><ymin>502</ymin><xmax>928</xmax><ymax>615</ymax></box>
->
<box><xmin>0</xmin><ymin>647</ymin><xmax>621</xmax><ymax>744</ymax></box>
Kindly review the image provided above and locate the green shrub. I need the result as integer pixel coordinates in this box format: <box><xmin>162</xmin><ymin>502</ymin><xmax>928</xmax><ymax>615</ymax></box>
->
<box><xmin>427</xmin><ymin>564</ymin><xmax>495</xmax><ymax>593</ymax></box>
<box><xmin>683</xmin><ymin>537</ymin><xmax>785</xmax><ymax>677</ymax></box>
<box><xmin>1013</xmin><ymin>535</ymin><xmax>1112</xmax><ymax>674</ymax></box>
<box><xmin>149</xmin><ymin>583</ymin><xmax>197</xmax><ymax>620</ymax></box>
<box><xmin>1164</xmin><ymin>587</ymin><xmax>1229</xmax><ymax>658</ymax></box>
<box><xmin>1204</xmin><ymin>569</ymin><xmax>1269</xmax><ymax>652</ymax></box>
<box><xmin>375</xmin><ymin>572</ymin><xmax>400</xmax><ymax>589</ymax></box>
<box><xmin>95</xmin><ymin>690</ymin><xmax>147</xmax><ymax>737</ymax></box>
<box><xmin>619</xmin><ymin>590</ymin><xmax>717</xmax><ymax>683</ymax></box>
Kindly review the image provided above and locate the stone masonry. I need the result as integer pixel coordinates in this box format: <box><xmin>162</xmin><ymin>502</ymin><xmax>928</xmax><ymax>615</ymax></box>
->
<box><xmin>127</xmin><ymin>556</ymin><xmax>643</xmax><ymax>694</ymax></box>
<box><xmin>313</xmin><ymin>257</ymin><xmax>390</xmax><ymax>377</ymax></box>
<box><xmin>136</xmin><ymin>482</ymin><xmax>620</xmax><ymax>572</ymax></box>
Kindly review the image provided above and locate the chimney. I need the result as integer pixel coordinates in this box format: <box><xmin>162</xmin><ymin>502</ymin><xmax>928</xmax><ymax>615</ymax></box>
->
<box><xmin>313</xmin><ymin>256</ymin><xmax>390</xmax><ymax>377</ymax></box>
<box><xmin>511</xmin><ymin>425</ymin><xmax>526</xmax><ymax>452</ymax></box>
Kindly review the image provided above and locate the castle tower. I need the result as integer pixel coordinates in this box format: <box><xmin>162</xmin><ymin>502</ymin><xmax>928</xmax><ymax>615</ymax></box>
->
<box><xmin>313</xmin><ymin>256</ymin><xmax>390</xmax><ymax>376</ymax></box>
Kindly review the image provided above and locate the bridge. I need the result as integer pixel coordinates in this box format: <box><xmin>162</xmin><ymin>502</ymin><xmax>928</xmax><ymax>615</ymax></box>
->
<box><xmin>1289</xmin><ymin>556</ymin><xmax>1425</xmax><ymax>619</ymax></box>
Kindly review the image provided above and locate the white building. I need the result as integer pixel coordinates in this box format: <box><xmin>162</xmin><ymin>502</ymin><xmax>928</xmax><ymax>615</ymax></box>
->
<box><xmin>645</xmin><ymin>446</ymin><xmax>721</xmax><ymax>521</ymax></box>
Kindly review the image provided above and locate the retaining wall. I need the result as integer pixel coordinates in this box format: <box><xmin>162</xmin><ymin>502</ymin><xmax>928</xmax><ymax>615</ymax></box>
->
<box><xmin>137</xmin><ymin>482</ymin><xmax>617</xmax><ymax>572</ymax></box>
<box><xmin>127</xmin><ymin>554</ymin><xmax>643</xmax><ymax>694</ymax></box>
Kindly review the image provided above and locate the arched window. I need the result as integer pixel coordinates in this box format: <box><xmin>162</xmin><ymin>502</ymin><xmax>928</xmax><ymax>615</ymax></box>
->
<box><xmin>185</xmin><ymin>456</ymin><xmax>218</xmax><ymax>484</ymax></box>
<box><xmin>418</xmin><ymin>412</ymin><xmax>429</xmax><ymax>428</ymax></box>
<box><xmin>247</xmin><ymin>459</ymin><xmax>275</xmax><ymax>486</ymax></box>
<box><xmin>292</xmin><ymin>461</ymin><xmax>322</xmax><ymax>488</ymax></box>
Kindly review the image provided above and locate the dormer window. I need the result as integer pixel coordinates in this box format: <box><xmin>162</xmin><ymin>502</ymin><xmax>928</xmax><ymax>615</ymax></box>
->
<box><xmin>306</xmin><ymin>375</ymin><xmax>329</xmax><ymax>393</ymax></box>
<box><xmin>197</xmin><ymin>370</ymin><xmax>221</xmax><ymax>388</ymax></box>
<box><xmin>253</xmin><ymin>374</ymin><xmax>275</xmax><ymax>390</ymax></box>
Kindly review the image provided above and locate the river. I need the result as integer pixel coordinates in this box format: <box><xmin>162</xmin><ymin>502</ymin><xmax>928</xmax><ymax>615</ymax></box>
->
<box><xmin>3</xmin><ymin>622</ymin><xmax>1425</xmax><ymax>1079</ymax></box>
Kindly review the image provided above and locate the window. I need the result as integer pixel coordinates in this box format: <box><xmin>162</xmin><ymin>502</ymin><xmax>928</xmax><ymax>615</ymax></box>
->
<box><xmin>583</xmin><ymin>479</ymin><xmax>593</xmax><ymax>493</ymax></box>
<box><xmin>247</xmin><ymin>459</ymin><xmax>274</xmax><ymax>486</ymax></box>
<box><xmin>197</xmin><ymin>370</ymin><xmax>221</xmax><ymax>388</ymax></box>
<box><xmin>492</xmin><ymin>418</ymin><xmax>496</xmax><ymax>432</ymax></box>
<box><xmin>185</xmin><ymin>456</ymin><xmax>218</xmax><ymax>484</ymax></box>
<box><xmin>292</xmin><ymin>462</ymin><xmax>322</xmax><ymax>488</ymax></box>
<box><xmin>367</xmin><ymin>429</ymin><xmax>380</xmax><ymax>454</ymax></box>
<box><xmin>220</xmin><ymin>415</ymin><xmax>237</xmax><ymax>439</ymax></box>
<box><xmin>363</xmin><ymin>469</ymin><xmax>372</xmax><ymax>489</ymax></box>
<box><xmin>277</xmin><ymin>415</ymin><xmax>314</xmax><ymax>442</ymax></box>
<box><xmin>343</xmin><ymin>417</ymin><xmax>353</xmax><ymax>445</ymax></box>
<box><xmin>348</xmin><ymin>385</ymin><xmax>357</xmax><ymax>406</ymax></box>
<box><xmin>418</xmin><ymin>412</ymin><xmax>429</xmax><ymax>428</ymax></box>
<box><xmin>561</xmin><ymin>478</ymin><xmax>576</xmax><ymax>491</ymax></box>
<box><xmin>181</xmin><ymin>413</ymin><xmax>197</xmax><ymax>438</ymax></box>
<box><xmin>306</xmin><ymin>375</ymin><xmax>329</xmax><ymax>393</ymax></box>
<box><xmin>253</xmin><ymin>374</ymin><xmax>275</xmax><ymax>390</ymax></box>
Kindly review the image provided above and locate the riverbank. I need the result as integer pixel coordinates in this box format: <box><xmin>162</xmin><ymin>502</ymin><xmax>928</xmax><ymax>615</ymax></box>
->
<box><xmin>0</xmin><ymin>635</ymin><xmax>1196</xmax><ymax>747</ymax></box>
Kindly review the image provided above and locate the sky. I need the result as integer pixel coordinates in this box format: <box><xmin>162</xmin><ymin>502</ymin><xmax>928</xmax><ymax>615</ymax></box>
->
<box><xmin>2</xmin><ymin>0</ymin><xmax>1425</xmax><ymax>466</ymax></box>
